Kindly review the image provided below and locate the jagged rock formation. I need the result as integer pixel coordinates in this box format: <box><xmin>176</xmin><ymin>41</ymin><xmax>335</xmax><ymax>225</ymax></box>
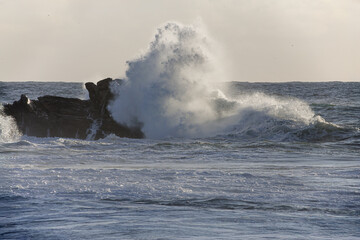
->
<box><xmin>3</xmin><ymin>78</ymin><xmax>144</xmax><ymax>140</ymax></box>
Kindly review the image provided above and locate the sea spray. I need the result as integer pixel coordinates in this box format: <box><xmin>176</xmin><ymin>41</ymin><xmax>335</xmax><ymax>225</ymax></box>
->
<box><xmin>0</xmin><ymin>105</ymin><xmax>21</xmax><ymax>142</ymax></box>
<box><xmin>109</xmin><ymin>22</ymin><xmax>230</xmax><ymax>138</ymax></box>
<box><xmin>109</xmin><ymin>22</ymin><xmax>323</xmax><ymax>139</ymax></box>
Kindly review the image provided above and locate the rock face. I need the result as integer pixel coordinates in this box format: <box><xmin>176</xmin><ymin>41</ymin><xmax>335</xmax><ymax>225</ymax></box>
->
<box><xmin>3</xmin><ymin>78</ymin><xmax>144</xmax><ymax>140</ymax></box>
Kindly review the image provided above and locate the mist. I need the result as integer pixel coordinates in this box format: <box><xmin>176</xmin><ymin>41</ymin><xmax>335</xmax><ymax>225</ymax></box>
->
<box><xmin>0</xmin><ymin>0</ymin><xmax>359</xmax><ymax>82</ymax></box>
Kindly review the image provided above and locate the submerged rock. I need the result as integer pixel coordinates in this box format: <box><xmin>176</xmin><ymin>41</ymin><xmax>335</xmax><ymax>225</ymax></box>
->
<box><xmin>3</xmin><ymin>78</ymin><xmax>144</xmax><ymax>140</ymax></box>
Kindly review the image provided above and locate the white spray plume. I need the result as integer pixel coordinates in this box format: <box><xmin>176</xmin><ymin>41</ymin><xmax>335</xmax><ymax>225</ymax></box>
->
<box><xmin>109</xmin><ymin>22</ymin><xmax>230</xmax><ymax>138</ymax></box>
<box><xmin>109</xmin><ymin>21</ymin><xmax>321</xmax><ymax>139</ymax></box>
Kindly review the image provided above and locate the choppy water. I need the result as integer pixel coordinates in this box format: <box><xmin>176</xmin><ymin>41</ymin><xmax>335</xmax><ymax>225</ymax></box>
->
<box><xmin>1</xmin><ymin>81</ymin><xmax>359</xmax><ymax>239</ymax></box>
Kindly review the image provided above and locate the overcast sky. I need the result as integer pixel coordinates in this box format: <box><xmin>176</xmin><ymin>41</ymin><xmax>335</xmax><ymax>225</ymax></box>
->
<box><xmin>1</xmin><ymin>0</ymin><xmax>359</xmax><ymax>82</ymax></box>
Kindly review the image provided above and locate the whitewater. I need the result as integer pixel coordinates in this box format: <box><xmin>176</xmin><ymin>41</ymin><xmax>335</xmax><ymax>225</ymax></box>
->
<box><xmin>1</xmin><ymin>22</ymin><xmax>359</xmax><ymax>239</ymax></box>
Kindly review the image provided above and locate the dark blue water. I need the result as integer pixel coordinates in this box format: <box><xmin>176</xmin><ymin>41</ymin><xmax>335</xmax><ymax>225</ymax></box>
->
<box><xmin>1</xmin><ymin>81</ymin><xmax>359</xmax><ymax>239</ymax></box>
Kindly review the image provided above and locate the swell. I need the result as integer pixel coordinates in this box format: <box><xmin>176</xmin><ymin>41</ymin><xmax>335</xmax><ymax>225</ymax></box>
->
<box><xmin>101</xmin><ymin>197</ymin><xmax>360</xmax><ymax>216</ymax></box>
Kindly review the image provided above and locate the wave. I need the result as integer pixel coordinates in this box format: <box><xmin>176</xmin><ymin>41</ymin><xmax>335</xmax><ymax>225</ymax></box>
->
<box><xmin>222</xmin><ymin>111</ymin><xmax>357</xmax><ymax>142</ymax></box>
<box><xmin>105</xmin><ymin>22</ymin><xmax>357</xmax><ymax>142</ymax></box>
<box><xmin>108</xmin><ymin>23</ymin><xmax>360</xmax><ymax>141</ymax></box>
<box><xmin>101</xmin><ymin>197</ymin><xmax>359</xmax><ymax>216</ymax></box>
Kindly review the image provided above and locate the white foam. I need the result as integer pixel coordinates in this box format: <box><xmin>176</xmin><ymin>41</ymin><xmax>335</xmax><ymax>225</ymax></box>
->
<box><xmin>0</xmin><ymin>105</ymin><xmax>21</xmax><ymax>143</ymax></box>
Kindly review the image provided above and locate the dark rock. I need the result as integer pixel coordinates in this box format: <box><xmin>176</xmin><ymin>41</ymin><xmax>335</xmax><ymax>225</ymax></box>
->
<box><xmin>3</xmin><ymin>78</ymin><xmax>144</xmax><ymax>140</ymax></box>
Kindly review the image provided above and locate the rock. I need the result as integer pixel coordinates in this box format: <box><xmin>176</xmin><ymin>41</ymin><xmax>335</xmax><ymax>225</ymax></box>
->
<box><xmin>3</xmin><ymin>78</ymin><xmax>144</xmax><ymax>140</ymax></box>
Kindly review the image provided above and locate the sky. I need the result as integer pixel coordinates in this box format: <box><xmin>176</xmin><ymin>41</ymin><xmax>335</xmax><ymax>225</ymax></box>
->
<box><xmin>0</xmin><ymin>0</ymin><xmax>359</xmax><ymax>82</ymax></box>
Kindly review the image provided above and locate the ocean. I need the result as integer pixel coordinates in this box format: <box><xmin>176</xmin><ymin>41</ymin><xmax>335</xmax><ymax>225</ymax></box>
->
<box><xmin>0</xmin><ymin>81</ymin><xmax>359</xmax><ymax>239</ymax></box>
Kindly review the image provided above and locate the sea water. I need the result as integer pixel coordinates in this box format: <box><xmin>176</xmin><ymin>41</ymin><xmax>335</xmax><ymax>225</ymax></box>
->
<box><xmin>1</xmin><ymin>81</ymin><xmax>359</xmax><ymax>240</ymax></box>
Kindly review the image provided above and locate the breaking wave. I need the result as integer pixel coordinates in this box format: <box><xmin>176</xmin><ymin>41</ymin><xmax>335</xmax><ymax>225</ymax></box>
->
<box><xmin>108</xmin><ymin>22</ymin><xmax>353</xmax><ymax>141</ymax></box>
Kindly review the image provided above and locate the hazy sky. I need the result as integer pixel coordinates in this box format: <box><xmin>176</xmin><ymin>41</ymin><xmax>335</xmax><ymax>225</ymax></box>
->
<box><xmin>1</xmin><ymin>0</ymin><xmax>359</xmax><ymax>82</ymax></box>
